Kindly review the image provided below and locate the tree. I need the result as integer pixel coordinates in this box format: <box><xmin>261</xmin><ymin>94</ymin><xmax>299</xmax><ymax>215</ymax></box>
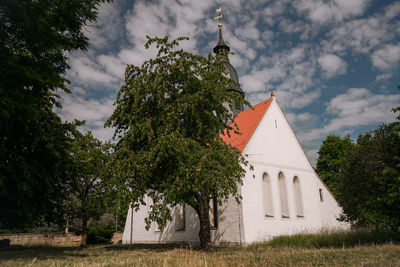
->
<box><xmin>318</xmin><ymin>94</ymin><xmax>400</xmax><ymax>232</ymax></box>
<box><xmin>106</xmin><ymin>36</ymin><xmax>249</xmax><ymax>249</ymax></box>
<box><xmin>336</xmin><ymin>122</ymin><xmax>400</xmax><ymax>232</ymax></box>
<box><xmin>0</xmin><ymin>0</ymin><xmax>111</xmax><ymax>230</ymax></box>
<box><xmin>68</xmin><ymin>131</ymin><xmax>113</xmax><ymax>246</ymax></box>
<box><xmin>316</xmin><ymin>135</ymin><xmax>354</xmax><ymax>194</ymax></box>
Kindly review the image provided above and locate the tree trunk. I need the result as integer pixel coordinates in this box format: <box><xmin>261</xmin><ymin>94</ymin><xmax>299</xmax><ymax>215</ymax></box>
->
<box><xmin>196</xmin><ymin>199</ymin><xmax>211</xmax><ymax>249</ymax></box>
<box><xmin>80</xmin><ymin>201</ymin><xmax>88</xmax><ymax>247</ymax></box>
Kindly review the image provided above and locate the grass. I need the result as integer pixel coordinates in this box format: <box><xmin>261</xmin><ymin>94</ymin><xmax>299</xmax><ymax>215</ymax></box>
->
<box><xmin>264</xmin><ymin>228</ymin><xmax>399</xmax><ymax>248</ymax></box>
<box><xmin>1</xmin><ymin>230</ymin><xmax>399</xmax><ymax>266</ymax></box>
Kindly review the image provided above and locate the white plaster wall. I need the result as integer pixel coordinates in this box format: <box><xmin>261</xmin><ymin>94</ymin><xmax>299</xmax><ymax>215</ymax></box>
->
<box><xmin>315</xmin><ymin>178</ymin><xmax>349</xmax><ymax>229</ymax></box>
<box><xmin>122</xmin><ymin>194</ymin><xmax>244</xmax><ymax>244</ymax></box>
<box><xmin>241</xmin><ymin>165</ymin><xmax>323</xmax><ymax>242</ymax></box>
<box><xmin>122</xmin><ymin>198</ymin><xmax>200</xmax><ymax>244</ymax></box>
<box><xmin>239</xmin><ymin>98</ymin><xmax>346</xmax><ymax>243</ymax></box>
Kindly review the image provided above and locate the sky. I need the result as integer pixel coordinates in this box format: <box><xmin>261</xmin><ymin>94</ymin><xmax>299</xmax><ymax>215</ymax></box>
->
<box><xmin>59</xmin><ymin>0</ymin><xmax>400</xmax><ymax>165</ymax></box>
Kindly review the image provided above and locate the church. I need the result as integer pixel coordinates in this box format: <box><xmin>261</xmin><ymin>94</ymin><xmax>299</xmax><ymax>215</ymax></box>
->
<box><xmin>122</xmin><ymin>13</ymin><xmax>347</xmax><ymax>245</ymax></box>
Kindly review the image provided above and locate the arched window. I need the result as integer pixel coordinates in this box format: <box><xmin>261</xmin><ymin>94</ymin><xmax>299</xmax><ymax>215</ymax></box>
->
<box><xmin>293</xmin><ymin>177</ymin><xmax>304</xmax><ymax>218</ymax></box>
<box><xmin>209</xmin><ymin>197</ymin><xmax>218</xmax><ymax>229</ymax></box>
<box><xmin>278</xmin><ymin>172</ymin><xmax>289</xmax><ymax>218</ymax></box>
<box><xmin>175</xmin><ymin>203</ymin><xmax>185</xmax><ymax>231</ymax></box>
<box><xmin>262</xmin><ymin>173</ymin><xmax>274</xmax><ymax>217</ymax></box>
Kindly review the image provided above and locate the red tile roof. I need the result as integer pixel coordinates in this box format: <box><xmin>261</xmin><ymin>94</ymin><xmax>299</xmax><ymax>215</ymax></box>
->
<box><xmin>221</xmin><ymin>98</ymin><xmax>272</xmax><ymax>152</ymax></box>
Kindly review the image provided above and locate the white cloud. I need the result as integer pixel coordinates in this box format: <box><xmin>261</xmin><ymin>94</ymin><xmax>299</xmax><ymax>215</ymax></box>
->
<box><xmin>300</xmin><ymin>88</ymin><xmax>400</xmax><ymax>142</ymax></box>
<box><xmin>375</xmin><ymin>74</ymin><xmax>392</xmax><ymax>82</ymax></box>
<box><xmin>295</xmin><ymin>0</ymin><xmax>370</xmax><ymax>24</ymax></box>
<box><xmin>371</xmin><ymin>43</ymin><xmax>400</xmax><ymax>70</ymax></box>
<box><xmin>84</xmin><ymin>1</ymin><xmax>124</xmax><ymax>49</ymax></box>
<box><xmin>98</xmin><ymin>55</ymin><xmax>126</xmax><ymax>78</ymax></box>
<box><xmin>241</xmin><ymin>44</ymin><xmax>319</xmax><ymax>109</ymax></box>
<box><xmin>69</xmin><ymin>57</ymin><xmax>120</xmax><ymax>87</ymax></box>
<box><xmin>320</xmin><ymin>1</ymin><xmax>400</xmax><ymax>65</ymax></box>
<box><xmin>59</xmin><ymin>95</ymin><xmax>116</xmax><ymax>141</ymax></box>
<box><xmin>318</xmin><ymin>54</ymin><xmax>347</xmax><ymax>78</ymax></box>
<box><xmin>285</xmin><ymin>112</ymin><xmax>312</xmax><ymax>126</ymax></box>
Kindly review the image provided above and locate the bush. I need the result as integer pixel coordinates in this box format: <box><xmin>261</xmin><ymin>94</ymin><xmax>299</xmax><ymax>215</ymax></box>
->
<box><xmin>87</xmin><ymin>225</ymin><xmax>115</xmax><ymax>244</ymax></box>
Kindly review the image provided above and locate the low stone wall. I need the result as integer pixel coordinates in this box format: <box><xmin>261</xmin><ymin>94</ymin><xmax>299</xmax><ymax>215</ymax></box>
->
<box><xmin>0</xmin><ymin>233</ymin><xmax>82</xmax><ymax>246</ymax></box>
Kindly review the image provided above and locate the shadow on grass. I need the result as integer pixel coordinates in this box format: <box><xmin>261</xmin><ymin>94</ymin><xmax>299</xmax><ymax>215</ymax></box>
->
<box><xmin>105</xmin><ymin>243</ymin><xmax>190</xmax><ymax>252</ymax></box>
<box><xmin>105</xmin><ymin>243</ymin><xmax>240</xmax><ymax>253</ymax></box>
<box><xmin>0</xmin><ymin>245</ymin><xmax>89</xmax><ymax>262</ymax></box>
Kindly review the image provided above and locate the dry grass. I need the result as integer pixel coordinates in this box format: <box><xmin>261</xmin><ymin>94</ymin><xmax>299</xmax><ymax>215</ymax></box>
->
<box><xmin>0</xmin><ymin>243</ymin><xmax>399</xmax><ymax>266</ymax></box>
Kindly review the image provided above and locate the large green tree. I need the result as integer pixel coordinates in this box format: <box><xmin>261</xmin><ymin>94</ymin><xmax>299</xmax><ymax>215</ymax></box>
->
<box><xmin>316</xmin><ymin>135</ymin><xmax>354</xmax><ymax>194</ymax></box>
<box><xmin>317</xmin><ymin>93</ymin><xmax>400</xmax><ymax>232</ymax></box>
<box><xmin>68</xmin><ymin>131</ymin><xmax>113</xmax><ymax>246</ymax></box>
<box><xmin>336</xmin><ymin>121</ymin><xmax>400</xmax><ymax>231</ymax></box>
<box><xmin>106</xmin><ymin>36</ymin><xmax>249</xmax><ymax>249</ymax></box>
<box><xmin>0</xmin><ymin>0</ymin><xmax>111</xmax><ymax>230</ymax></box>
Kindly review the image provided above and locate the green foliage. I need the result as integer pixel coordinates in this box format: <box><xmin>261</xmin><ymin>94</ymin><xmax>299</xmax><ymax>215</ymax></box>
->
<box><xmin>0</xmin><ymin>110</ymin><xmax>77</xmax><ymax>230</ymax></box>
<box><xmin>67</xmin><ymin>131</ymin><xmax>113</xmax><ymax>245</ymax></box>
<box><xmin>336</xmin><ymin>122</ymin><xmax>400</xmax><ymax>231</ymax></box>
<box><xmin>87</xmin><ymin>225</ymin><xmax>115</xmax><ymax>244</ymax></box>
<box><xmin>0</xmin><ymin>0</ymin><xmax>111</xmax><ymax>230</ymax></box>
<box><xmin>316</xmin><ymin>135</ymin><xmax>354</xmax><ymax>193</ymax></box>
<box><xmin>106</xmin><ymin>36</ymin><xmax>249</xmax><ymax>248</ymax></box>
<box><xmin>316</xmin><ymin>95</ymin><xmax>400</xmax><ymax>232</ymax></box>
<box><xmin>262</xmin><ymin>229</ymin><xmax>397</xmax><ymax>249</ymax></box>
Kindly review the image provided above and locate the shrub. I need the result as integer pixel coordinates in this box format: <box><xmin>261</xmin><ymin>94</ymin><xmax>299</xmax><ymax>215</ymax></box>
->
<box><xmin>87</xmin><ymin>225</ymin><xmax>115</xmax><ymax>244</ymax></box>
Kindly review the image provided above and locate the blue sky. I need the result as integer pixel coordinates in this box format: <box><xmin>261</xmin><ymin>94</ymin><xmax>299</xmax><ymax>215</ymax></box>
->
<box><xmin>59</xmin><ymin>0</ymin><xmax>400</xmax><ymax>164</ymax></box>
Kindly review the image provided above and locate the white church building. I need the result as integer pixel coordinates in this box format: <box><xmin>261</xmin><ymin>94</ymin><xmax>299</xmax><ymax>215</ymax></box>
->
<box><xmin>122</xmin><ymin>18</ymin><xmax>346</xmax><ymax>245</ymax></box>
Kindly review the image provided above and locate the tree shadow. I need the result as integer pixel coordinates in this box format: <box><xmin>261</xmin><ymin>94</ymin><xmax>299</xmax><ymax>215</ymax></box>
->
<box><xmin>0</xmin><ymin>245</ymin><xmax>89</xmax><ymax>262</ymax></box>
<box><xmin>105</xmin><ymin>243</ymin><xmax>240</xmax><ymax>252</ymax></box>
<box><xmin>105</xmin><ymin>243</ymin><xmax>193</xmax><ymax>252</ymax></box>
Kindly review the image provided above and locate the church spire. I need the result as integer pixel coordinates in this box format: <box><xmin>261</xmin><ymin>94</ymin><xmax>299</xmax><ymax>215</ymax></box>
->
<box><xmin>212</xmin><ymin>7</ymin><xmax>244</xmax><ymax>118</ymax></box>
<box><xmin>212</xmin><ymin>7</ymin><xmax>230</xmax><ymax>55</ymax></box>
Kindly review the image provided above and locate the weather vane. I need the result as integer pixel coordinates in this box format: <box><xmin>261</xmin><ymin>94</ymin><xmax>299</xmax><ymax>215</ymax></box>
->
<box><xmin>212</xmin><ymin>7</ymin><xmax>224</xmax><ymax>28</ymax></box>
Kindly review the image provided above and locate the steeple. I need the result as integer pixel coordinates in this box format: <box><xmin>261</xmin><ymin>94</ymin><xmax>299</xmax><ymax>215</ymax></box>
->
<box><xmin>213</xmin><ymin>25</ymin><xmax>230</xmax><ymax>54</ymax></box>
<box><xmin>212</xmin><ymin>7</ymin><xmax>244</xmax><ymax>118</ymax></box>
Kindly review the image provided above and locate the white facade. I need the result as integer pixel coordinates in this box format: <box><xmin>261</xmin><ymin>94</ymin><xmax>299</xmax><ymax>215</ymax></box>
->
<box><xmin>122</xmin><ymin>96</ymin><xmax>347</xmax><ymax>245</ymax></box>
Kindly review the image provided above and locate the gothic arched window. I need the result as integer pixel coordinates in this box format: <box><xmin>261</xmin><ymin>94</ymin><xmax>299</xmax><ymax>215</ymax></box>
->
<box><xmin>278</xmin><ymin>172</ymin><xmax>289</xmax><ymax>218</ymax></box>
<box><xmin>262</xmin><ymin>172</ymin><xmax>274</xmax><ymax>218</ymax></box>
<box><xmin>293</xmin><ymin>177</ymin><xmax>304</xmax><ymax>218</ymax></box>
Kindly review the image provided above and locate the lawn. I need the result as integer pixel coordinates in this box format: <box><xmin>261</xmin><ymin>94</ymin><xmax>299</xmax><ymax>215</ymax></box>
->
<box><xmin>1</xmin><ymin>243</ymin><xmax>399</xmax><ymax>266</ymax></box>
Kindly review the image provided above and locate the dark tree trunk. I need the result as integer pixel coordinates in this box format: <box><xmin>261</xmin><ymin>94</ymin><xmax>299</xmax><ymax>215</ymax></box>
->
<box><xmin>80</xmin><ymin>200</ymin><xmax>88</xmax><ymax>246</ymax></box>
<box><xmin>195</xmin><ymin>197</ymin><xmax>211</xmax><ymax>249</ymax></box>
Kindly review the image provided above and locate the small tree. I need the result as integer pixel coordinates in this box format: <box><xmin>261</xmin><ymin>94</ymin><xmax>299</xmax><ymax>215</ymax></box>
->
<box><xmin>106</xmin><ymin>36</ymin><xmax>249</xmax><ymax>249</ymax></box>
<box><xmin>316</xmin><ymin>135</ymin><xmax>354</xmax><ymax>194</ymax></box>
<box><xmin>69</xmin><ymin>131</ymin><xmax>113</xmax><ymax>246</ymax></box>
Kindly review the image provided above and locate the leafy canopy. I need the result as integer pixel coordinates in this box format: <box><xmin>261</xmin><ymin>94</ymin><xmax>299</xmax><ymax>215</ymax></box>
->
<box><xmin>316</xmin><ymin>135</ymin><xmax>354</xmax><ymax>193</ymax></box>
<box><xmin>336</xmin><ymin>122</ymin><xmax>400</xmax><ymax>231</ymax></box>
<box><xmin>68</xmin><ymin>131</ymin><xmax>113</xmax><ymax>245</ymax></box>
<box><xmin>106</xmin><ymin>36</ymin><xmax>249</xmax><ymax>233</ymax></box>
<box><xmin>317</xmin><ymin>91</ymin><xmax>400</xmax><ymax>233</ymax></box>
<box><xmin>0</xmin><ymin>0</ymin><xmax>111</xmax><ymax>230</ymax></box>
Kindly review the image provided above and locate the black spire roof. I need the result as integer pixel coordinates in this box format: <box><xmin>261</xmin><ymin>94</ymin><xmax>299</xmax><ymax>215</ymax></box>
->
<box><xmin>213</xmin><ymin>27</ymin><xmax>230</xmax><ymax>54</ymax></box>
<box><xmin>213</xmin><ymin>27</ymin><xmax>244</xmax><ymax>95</ymax></box>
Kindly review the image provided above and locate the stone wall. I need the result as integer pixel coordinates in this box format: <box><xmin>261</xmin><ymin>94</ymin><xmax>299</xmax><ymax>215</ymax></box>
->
<box><xmin>0</xmin><ymin>233</ymin><xmax>81</xmax><ymax>246</ymax></box>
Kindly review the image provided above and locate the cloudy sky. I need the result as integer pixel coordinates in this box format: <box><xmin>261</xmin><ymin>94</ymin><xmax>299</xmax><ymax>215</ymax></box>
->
<box><xmin>59</xmin><ymin>0</ymin><xmax>400</xmax><ymax>164</ymax></box>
